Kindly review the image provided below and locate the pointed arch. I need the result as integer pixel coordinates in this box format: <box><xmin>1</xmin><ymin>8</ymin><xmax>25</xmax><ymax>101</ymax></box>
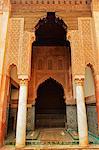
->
<box><xmin>35</xmin><ymin>75</ymin><xmax>65</xmax><ymax>99</ymax></box>
<box><xmin>84</xmin><ymin>63</ymin><xmax>98</xmax><ymax>135</ymax></box>
<box><xmin>35</xmin><ymin>77</ymin><xmax>66</xmax><ymax>128</ymax></box>
<box><xmin>84</xmin><ymin>64</ymin><xmax>95</xmax><ymax>100</ymax></box>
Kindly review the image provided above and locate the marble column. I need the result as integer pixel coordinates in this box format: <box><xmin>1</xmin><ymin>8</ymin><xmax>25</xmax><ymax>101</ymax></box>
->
<box><xmin>75</xmin><ymin>78</ymin><xmax>88</xmax><ymax>146</ymax></box>
<box><xmin>16</xmin><ymin>79</ymin><xmax>28</xmax><ymax>148</ymax></box>
<box><xmin>95</xmin><ymin>75</ymin><xmax>99</xmax><ymax>131</ymax></box>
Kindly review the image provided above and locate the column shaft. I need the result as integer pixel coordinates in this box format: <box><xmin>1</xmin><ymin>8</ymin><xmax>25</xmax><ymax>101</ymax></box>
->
<box><xmin>75</xmin><ymin>78</ymin><xmax>88</xmax><ymax>146</ymax></box>
<box><xmin>16</xmin><ymin>80</ymin><xmax>28</xmax><ymax>148</ymax></box>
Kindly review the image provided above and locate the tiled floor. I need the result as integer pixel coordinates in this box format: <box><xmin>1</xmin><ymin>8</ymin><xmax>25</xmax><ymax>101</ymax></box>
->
<box><xmin>5</xmin><ymin>128</ymin><xmax>75</xmax><ymax>146</ymax></box>
<box><xmin>26</xmin><ymin>128</ymin><xmax>74</xmax><ymax>145</ymax></box>
<box><xmin>2</xmin><ymin>128</ymin><xmax>99</xmax><ymax>150</ymax></box>
<box><xmin>37</xmin><ymin>128</ymin><xmax>73</xmax><ymax>142</ymax></box>
<box><xmin>4</xmin><ymin>128</ymin><xmax>99</xmax><ymax>147</ymax></box>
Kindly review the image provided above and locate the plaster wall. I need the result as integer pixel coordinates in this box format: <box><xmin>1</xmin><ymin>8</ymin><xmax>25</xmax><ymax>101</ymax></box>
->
<box><xmin>11</xmin><ymin>89</ymin><xmax>19</xmax><ymax>100</ymax></box>
<box><xmin>10</xmin><ymin>67</ymin><xmax>19</xmax><ymax>84</ymax></box>
<box><xmin>87</xmin><ymin>105</ymin><xmax>98</xmax><ymax>135</ymax></box>
<box><xmin>28</xmin><ymin>46</ymin><xmax>73</xmax><ymax>105</ymax></box>
<box><xmin>84</xmin><ymin>66</ymin><xmax>95</xmax><ymax>97</ymax></box>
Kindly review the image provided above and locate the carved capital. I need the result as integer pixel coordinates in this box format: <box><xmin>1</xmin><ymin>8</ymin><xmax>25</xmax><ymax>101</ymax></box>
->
<box><xmin>20</xmin><ymin>79</ymin><xmax>28</xmax><ymax>86</ymax></box>
<box><xmin>74</xmin><ymin>78</ymin><xmax>84</xmax><ymax>86</ymax></box>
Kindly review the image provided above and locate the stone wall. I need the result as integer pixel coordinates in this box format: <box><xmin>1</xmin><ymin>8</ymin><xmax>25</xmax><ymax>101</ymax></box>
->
<box><xmin>26</xmin><ymin>105</ymin><xmax>78</xmax><ymax>131</ymax></box>
<box><xmin>6</xmin><ymin>107</ymin><xmax>17</xmax><ymax>133</ymax></box>
<box><xmin>27</xmin><ymin>107</ymin><xmax>35</xmax><ymax>131</ymax></box>
<box><xmin>66</xmin><ymin>104</ymin><xmax>98</xmax><ymax>135</ymax></box>
<box><xmin>66</xmin><ymin>105</ymin><xmax>77</xmax><ymax>131</ymax></box>
<box><xmin>7</xmin><ymin>104</ymin><xmax>98</xmax><ymax>135</ymax></box>
<box><xmin>86</xmin><ymin>104</ymin><xmax>98</xmax><ymax>135</ymax></box>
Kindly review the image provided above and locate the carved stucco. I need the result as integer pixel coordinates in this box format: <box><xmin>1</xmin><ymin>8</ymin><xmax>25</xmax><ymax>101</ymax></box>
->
<box><xmin>28</xmin><ymin>46</ymin><xmax>72</xmax><ymax>104</ymax></box>
<box><xmin>68</xmin><ymin>18</ymin><xmax>98</xmax><ymax>77</ymax></box>
<box><xmin>0</xmin><ymin>0</ymin><xmax>11</xmax><ymax>12</ymax></box>
<box><xmin>10</xmin><ymin>0</ymin><xmax>92</xmax><ymax>31</ymax></box>
<box><xmin>92</xmin><ymin>0</ymin><xmax>99</xmax><ymax>11</ymax></box>
<box><xmin>4</xmin><ymin>18</ymin><xmax>34</xmax><ymax>78</ymax></box>
<box><xmin>79</xmin><ymin>18</ymin><xmax>98</xmax><ymax>75</ymax></box>
<box><xmin>4</xmin><ymin>16</ymin><xmax>98</xmax><ymax>80</ymax></box>
<box><xmin>18</xmin><ymin>31</ymin><xmax>33</xmax><ymax>79</ymax></box>
<box><xmin>69</xmin><ymin>30</ymin><xmax>85</xmax><ymax>76</ymax></box>
<box><xmin>4</xmin><ymin>18</ymin><xmax>24</xmax><ymax>75</ymax></box>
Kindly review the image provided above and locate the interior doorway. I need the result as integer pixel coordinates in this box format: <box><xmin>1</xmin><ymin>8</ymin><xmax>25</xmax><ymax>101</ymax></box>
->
<box><xmin>35</xmin><ymin>78</ymin><xmax>66</xmax><ymax>128</ymax></box>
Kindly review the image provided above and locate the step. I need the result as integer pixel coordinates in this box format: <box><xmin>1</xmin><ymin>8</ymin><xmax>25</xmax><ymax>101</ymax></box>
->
<box><xmin>15</xmin><ymin>145</ymin><xmax>99</xmax><ymax>150</ymax></box>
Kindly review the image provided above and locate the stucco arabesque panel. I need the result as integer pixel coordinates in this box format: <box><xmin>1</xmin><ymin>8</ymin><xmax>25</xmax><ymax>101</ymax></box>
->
<box><xmin>18</xmin><ymin>31</ymin><xmax>33</xmax><ymax>79</ymax></box>
<box><xmin>5</xmin><ymin>17</ymin><xmax>98</xmax><ymax>79</ymax></box>
<box><xmin>68</xmin><ymin>29</ymin><xmax>85</xmax><ymax>77</ymax></box>
<box><xmin>68</xmin><ymin>17</ymin><xmax>98</xmax><ymax>79</ymax></box>
<box><xmin>4</xmin><ymin>18</ymin><xmax>24</xmax><ymax>75</ymax></box>
<box><xmin>78</xmin><ymin>17</ymin><xmax>98</xmax><ymax>75</ymax></box>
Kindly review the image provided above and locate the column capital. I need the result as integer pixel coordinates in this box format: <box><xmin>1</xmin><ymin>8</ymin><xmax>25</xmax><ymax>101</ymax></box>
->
<box><xmin>74</xmin><ymin>78</ymin><xmax>84</xmax><ymax>86</ymax></box>
<box><xmin>74</xmin><ymin>75</ymin><xmax>85</xmax><ymax>86</ymax></box>
<box><xmin>19</xmin><ymin>79</ymin><xmax>28</xmax><ymax>86</ymax></box>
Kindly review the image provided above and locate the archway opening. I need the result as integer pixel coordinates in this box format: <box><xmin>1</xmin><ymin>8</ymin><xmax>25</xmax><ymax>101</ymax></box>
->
<box><xmin>33</xmin><ymin>12</ymin><xmax>70</xmax><ymax>46</ymax></box>
<box><xmin>84</xmin><ymin>65</ymin><xmax>98</xmax><ymax>135</ymax></box>
<box><xmin>35</xmin><ymin>78</ymin><xmax>66</xmax><ymax>128</ymax></box>
<box><xmin>5</xmin><ymin>65</ymin><xmax>19</xmax><ymax>143</ymax></box>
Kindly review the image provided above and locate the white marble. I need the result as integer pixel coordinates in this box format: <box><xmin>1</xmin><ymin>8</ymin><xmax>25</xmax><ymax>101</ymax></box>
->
<box><xmin>76</xmin><ymin>80</ymin><xmax>88</xmax><ymax>146</ymax></box>
<box><xmin>16</xmin><ymin>80</ymin><xmax>28</xmax><ymax>148</ymax></box>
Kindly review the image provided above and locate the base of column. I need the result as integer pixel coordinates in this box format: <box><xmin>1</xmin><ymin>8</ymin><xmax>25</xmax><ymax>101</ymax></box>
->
<box><xmin>16</xmin><ymin>144</ymin><xmax>25</xmax><ymax>149</ymax></box>
<box><xmin>79</xmin><ymin>136</ymin><xmax>88</xmax><ymax>146</ymax></box>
